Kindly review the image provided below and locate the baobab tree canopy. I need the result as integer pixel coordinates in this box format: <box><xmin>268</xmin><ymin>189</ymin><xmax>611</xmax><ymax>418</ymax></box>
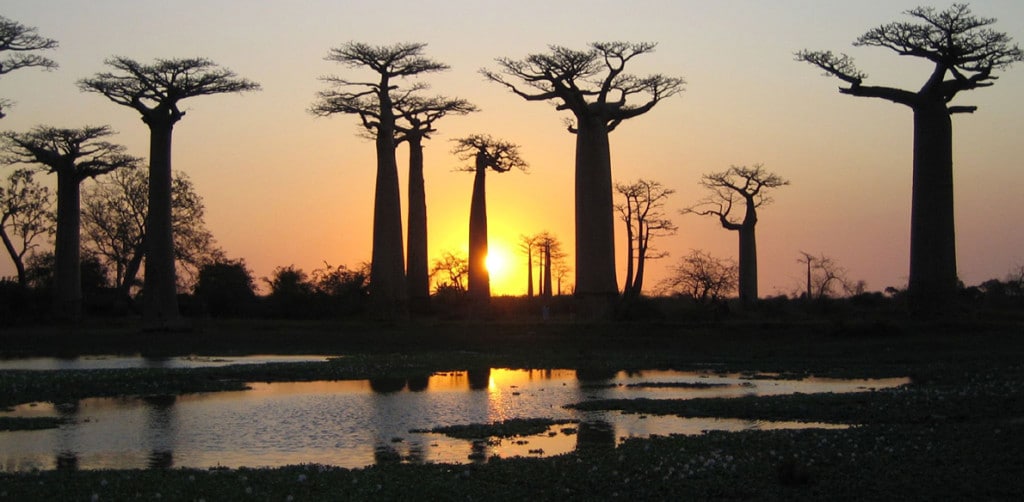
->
<box><xmin>79</xmin><ymin>57</ymin><xmax>261</xmax><ymax>125</ymax></box>
<box><xmin>796</xmin><ymin>3</ymin><xmax>1023</xmax><ymax>313</ymax></box>
<box><xmin>483</xmin><ymin>42</ymin><xmax>683</xmax><ymax>314</ymax></box>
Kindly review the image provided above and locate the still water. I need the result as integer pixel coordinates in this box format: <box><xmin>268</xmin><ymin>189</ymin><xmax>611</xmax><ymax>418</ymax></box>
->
<box><xmin>0</xmin><ymin>368</ymin><xmax>908</xmax><ymax>472</ymax></box>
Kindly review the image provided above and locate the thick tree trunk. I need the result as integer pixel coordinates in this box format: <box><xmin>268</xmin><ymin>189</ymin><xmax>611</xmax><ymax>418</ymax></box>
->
<box><xmin>368</xmin><ymin>112</ymin><xmax>408</xmax><ymax>319</ymax></box>
<box><xmin>406</xmin><ymin>136</ymin><xmax>430</xmax><ymax>313</ymax></box>
<box><xmin>467</xmin><ymin>160</ymin><xmax>490</xmax><ymax>302</ymax></box>
<box><xmin>526</xmin><ymin>247</ymin><xmax>533</xmax><ymax>297</ymax></box>
<box><xmin>574</xmin><ymin>120</ymin><xmax>618</xmax><ymax>316</ymax></box>
<box><xmin>622</xmin><ymin>211</ymin><xmax>635</xmax><ymax>298</ymax></box>
<box><xmin>542</xmin><ymin>242</ymin><xmax>552</xmax><ymax>298</ymax></box>
<box><xmin>143</xmin><ymin>121</ymin><xmax>182</xmax><ymax>330</ymax></box>
<box><xmin>54</xmin><ymin>170</ymin><xmax>82</xmax><ymax>322</ymax></box>
<box><xmin>737</xmin><ymin>223</ymin><xmax>758</xmax><ymax>306</ymax></box>
<box><xmin>908</xmin><ymin>104</ymin><xmax>957</xmax><ymax>312</ymax></box>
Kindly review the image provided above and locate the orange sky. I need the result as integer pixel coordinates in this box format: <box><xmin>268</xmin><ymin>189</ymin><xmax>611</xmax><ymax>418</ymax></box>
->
<box><xmin>3</xmin><ymin>1</ymin><xmax>1023</xmax><ymax>297</ymax></box>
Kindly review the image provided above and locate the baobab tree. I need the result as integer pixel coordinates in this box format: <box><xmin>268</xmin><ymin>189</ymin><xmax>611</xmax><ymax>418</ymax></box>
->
<box><xmin>519</xmin><ymin>233</ymin><xmax>539</xmax><ymax>297</ymax></box>
<box><xmin>452</xmin><ymin>134</ymin><xmax>527</xmax><ymax>303</ymax></box>
<box><xmin>0</xmin><ymin>16</ymin><xmax>58</xmax><ymax>119</ymax></box>
<box><xmin>534</xmin><ymin>232</ymin><xmax>567</xmax><ymax>298</ymax></box>
<box><xmin>483</xmin><ymin>42</ymin><xmax>684</xmax><ymax>316</ymax></box>
<box><xmin>0</xmin><ymin>169</ymin><xmax>52</xmax><ymax>287</ymax></box>
<box><xmin>79</xmin><ymin>57</ymin><xmax>260</xmax><ymax>329</ymax></box>
<box><xmin>393</xmin><ymin>95</ymin><xmax>477</xmax><ymax>312</ymax></box>
<box><xmin>1</xmin><ymin>125</ymin><xmax>139</xmax><ymax>321</ymax></box>
<box><xmin>312</xmin><ymin>42</ymin><xmax>448</xmax><ymax>319</ymax></box>
<box><xmin>796</xmin><ymin>4</ymin><xmax>1023</xmax><ymax>312</ymax></box>
<box><xmin>615</xmin><ymin>178</ymin><xmax>676</xmax><ymax>299</ymax></box>
<box><xmin>683</xmin><ymin>164</ymin><xmax>788</xmax><ymax>306</ymax></box>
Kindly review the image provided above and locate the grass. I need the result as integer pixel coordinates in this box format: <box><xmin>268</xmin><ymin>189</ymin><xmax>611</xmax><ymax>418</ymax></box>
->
<box><xmin>1</xmin><ymin>316</ymin><xmax>1023</xmax><ymax>500</ymax></box>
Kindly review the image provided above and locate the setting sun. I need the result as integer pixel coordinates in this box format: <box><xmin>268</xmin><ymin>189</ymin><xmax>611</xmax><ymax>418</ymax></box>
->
<box><xmin>485</xmin><ymin>246</ymin><xmax>511</xmax><ymax>279</ymax></box>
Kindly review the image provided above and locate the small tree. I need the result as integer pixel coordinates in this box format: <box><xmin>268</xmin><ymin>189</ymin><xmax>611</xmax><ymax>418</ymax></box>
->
<box><xmin>79</xmin><ymin>57</ymin><xmax>260</xmax><ymax>329</ymax></box>
<box><xmin>451</xmin><ymin>134</ymin><xmax>527</xmax><ymax>304</ymax></box>
<box><xmin>0</xmin><ymin>168</ymin><xmax>53</xmax><ymax>287</ymax></box>
<box><xmin>81</xmin><ymin>169</ymin><xmax>222</xmax><ymax>301</ymax></box>
<box><xmin>615</xmin><ymin>178</ymin><xmax>676</xmax><ymax>299</ymax></box>
<box><xmin>1</xmin><ymin>125</ymin><xmax>139</xmax><ymax>320</ymax></box>
<box><xmin>683</xmin><ymin>164</ymin><xmax>788</xmax><ymax>306</ymax></box>
<box><xmin>798</xmin><ymin>251</ymin><xmax>857</xmax><ymax>300</ymax></box>
<box><xmin>0</xmin><ymin>16</ymin><xmax>58</xmax><ymax>119</ymax></box>
<box><xmin>659</xmin><ymin>249</ymin><xmax>738</xmax><ymax>304</ymax></box>
<box><xmin>193</xmin><ymin>258</ymin><xmax>256</xmax><ymax>318</ymax></box>
<box><xmin>483</xmin><ymin>42</ymin><xmax>684</xmax><ymax>315</ymax></box>
<box><xmin>797</xmin><ymin>4</ymin><xmax>1023</xmax><ymax>312</ymax></box>
<box><xmin>430</xmin><ymin>251</ymin><xmax>468</xmax><ymax>293</ymax></box>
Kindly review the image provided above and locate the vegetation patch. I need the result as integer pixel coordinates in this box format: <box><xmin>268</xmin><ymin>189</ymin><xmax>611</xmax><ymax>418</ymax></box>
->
<box><xmin>412</xmin><ymin>418</ymin><xmax>579</xmax><ymax>440</ymax></box>
<box><xmin>0</xmin><ymin>416</ymin><xmax>63</xmax><ymax>431</ymax></box>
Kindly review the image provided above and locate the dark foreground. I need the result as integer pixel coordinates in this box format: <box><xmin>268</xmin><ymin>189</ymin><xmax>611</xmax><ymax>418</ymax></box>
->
<box><xmin>2</xmin><ymin>318</ymin><xmax>1023</xmax><ymax>500</ymax></box>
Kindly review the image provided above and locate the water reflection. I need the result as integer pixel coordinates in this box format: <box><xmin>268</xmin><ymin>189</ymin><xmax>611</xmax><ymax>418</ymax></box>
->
<box><xmin>0</xmin><ymin>354</ymin><xmax>332</xmax><ymax>371</ymax></box>
<box><xmin>0</xmin><ymin>369</ymin><xmax>908</xmax><ymax>472</ymax></box>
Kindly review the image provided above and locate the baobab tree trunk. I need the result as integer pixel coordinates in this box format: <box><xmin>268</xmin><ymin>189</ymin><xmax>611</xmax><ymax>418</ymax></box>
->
<box><xmin>542</xmin><ymin>242</ymin><xmax>552</xmax><ymax>299</ymax></box>
<box><xmin>406</xmin><ymin>136</ymin><xmax>429</xmax><ymax>313</ymax></box>
<box><xmin>526</xmin><ymin>245</ymin><xmax>534</xmax><ymax>298</ymax></box>
<box><xmin>632</xmin><ymin>232</ymin><xmax>648</xmax><ymax>298</ymax></box>
<box><xmin>54</xmin><ymin>170</ymin><xmax>82</xmax><ymax>322</ymax></box>
<box><xmin>738</xmin><ymin>224</ymin><xmax>758</xmax><ymax>306</ymax></box>
<box><xmin>368</xmin><ymin>112</ymin><xmax>408</xmax><ymax>319</ymax></box>
<box><xmin>622</xmin><ymin>211</ymin><xmax>635</xmax><ymax>298</ymax></box>
<box><xmin>0</xmin><ymin>229</ymin><xmax>27</xmax><ymax>288</ymax></box>
<box><xmin>143</xmin><ymin>121</ymin><xmax>182</xmax><ymax>330</ymax></box>
<box><xmin>467</xmin><ymin>159</ymin><xmax>490</xmax><ymax>302</ymax></box>
<box><xmin>908</xmin><ymin>104</ymin><xmax>958</xmax><ymax>312</ymax></box>
<box><xmin>574</xmin><ymin>120</ymin><xmax>618</xmax><ymax>316</ymax></box>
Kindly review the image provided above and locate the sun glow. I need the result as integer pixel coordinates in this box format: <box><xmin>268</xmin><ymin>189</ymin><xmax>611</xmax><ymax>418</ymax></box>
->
<box><xmin>485</xmin><ymin>246</ymin><xmax>511</xmax><ymax>280</ymax></box>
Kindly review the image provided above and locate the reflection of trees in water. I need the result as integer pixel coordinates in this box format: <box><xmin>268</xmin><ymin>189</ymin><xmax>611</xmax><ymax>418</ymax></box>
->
<box><xmin>576</xmin><ymin>368</ymin><xmax>618</xmax><ymax>382</ymax></box>
<box><xmin>406</xmin><ymin>375</ymin><xmax>429</xmax><ymax>392</ymax></box>
<box><xmin>143</xmin><ymin>394</ymin><xmax>178</xmax><ymax>469</ymax></box>
<box><xmin>55</xmin><ymin>450</ymin><xmax>78</xmax><ymax>471</ymax></box>
<box><xmin>369</xmin><ymin>377</ymin><xmax>407</xmax><ymax>393</ymax></box>
<box><xmin>576</xmin><ymin>420</ymin><xmax>615</xmax><ymax>451</ymax></box>
<box><xmin>467</xmin><ymin>368</ymin><xmax>491</xmax><ymax>390</ymax></box>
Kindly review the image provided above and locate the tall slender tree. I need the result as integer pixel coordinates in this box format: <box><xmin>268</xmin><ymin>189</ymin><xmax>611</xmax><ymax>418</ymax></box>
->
<box><xmin>451</xmin><ymin>134</ymin><xmax>527</xmax><ymax>303</ymax></box>
<box><xmin>79</xmin><ymin>57</ymin><xmax>259</xmax><ymax>329</ymax></box>
<box><xmin>797</xmin><ymin>4</ymin><xmax>1023</xmax><ymax>312</ymax></box>
<box><xmin>519</xmin><ymin>233</ymin><xmax>538</xmax><ymax>297</ymax></box>
<box><xmin>0</xmin><ymin>15</ymin><xmax>58</xmax><ymax>119</ymax></box>
<box><xmin>312</xmin><ymin>42</ymin><xmax>448</xmax><ymax>319</ymax></box>
<box><xmin>0</xmin><ymin>168</ymin><xmax>52</xmax><ymax>287</ymax></box>
<box><xmin>483</xmin><ymin>42</ymin><xmax>683</xmax><ymax>316</ymax></box>
<box><xmin>1</xmin><ymin>125</ymin><xmax>139</xmax><ymax>321</ymax></box>
<box><xmin>615</xmin><ymin>178</ymin><xmax>676</xmax><ymax>299</ymax></box>
<box><xmin>393</xmin><ymin>96</ymin><xmax>476</xmax><ymax>312</ymax></box>
<box><xmin>683</xmin><ymin>164</ymin><xmax>787</xmax><ymax>306</ymax></box>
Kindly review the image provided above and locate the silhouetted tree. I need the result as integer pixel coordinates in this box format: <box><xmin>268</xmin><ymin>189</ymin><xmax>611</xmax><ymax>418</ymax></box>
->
<box><xmin>615</xmin><ymin>178</ymin><xmax>676</xmax><ymax>299</ymax></box>
<box><xmin>659</xmin><ymin>249</ymin><xmax>737</xmax><ymax>304</ymax></box>
<box><xmin>430</xmin><ymin>250</ymin><xmax>468</xmax><ymax>293</ymax></box>
<box><xmin>483</xmin><ymin>42</ymin><xmax>684</xmax><ymax>316</ymax></box>
<box><xmin>0</xmin><ymin>168</ymin><xmax>52</xmax><ymax>287</ymax></box>
<box><xmin>79</xmin><ymin>57</ymin><xmax>259</xmax><ymax>330</ymax></box>
<box><xmin>81</xmin><ymin>169</ymin><xmax>223</xmax><ymax>302</ymax></box>
<box><xmin>452</xmin><ymin>134</ymin><xmax>527</xmax><ymax>303</ymax></box>
<box><xmin>797</xmin><ymin>4</ymin><xmax>1023</xmax><ymax>313</ymax></box>
<box><xmin>683</xmin><ymin>164</ymin><xmax>788</xmax><ymax>306</ymax></box>
<box><xmin>394</xmin><ymin>96</ymin><xmax>476</xmax><ymax>312</ymax></box>
<box><xmin>193</xmin><ymin>258</ymin><xmax>256</xmax><ymax>318</ymax></box>
<box><xmin>533</xmin><ymin>232</ymin><xmax>566</xmax><ymax>298</ymax></box>
<box><xmin>798</xmin><ymin>251</ymin><xmax>857</xmax><ymax>300</ymax></box>
<box><xmin>519</xmin><ymin>233</ymin><xmax>538</xmax><ymax>297</ymax></box>
<box><xmin>0</xmin><ymin>16</ymin><xmax>58</xmax><ymax>119</ymax></box>
<box><xmin>312</xmin><ymin>42</ymin><xmax>448</xmax><ymax>320</ymax></box>
<box><xmin>1</xmin><ymin>125</ymin><xmax>139</xmax><ymax>321</ymax></box>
